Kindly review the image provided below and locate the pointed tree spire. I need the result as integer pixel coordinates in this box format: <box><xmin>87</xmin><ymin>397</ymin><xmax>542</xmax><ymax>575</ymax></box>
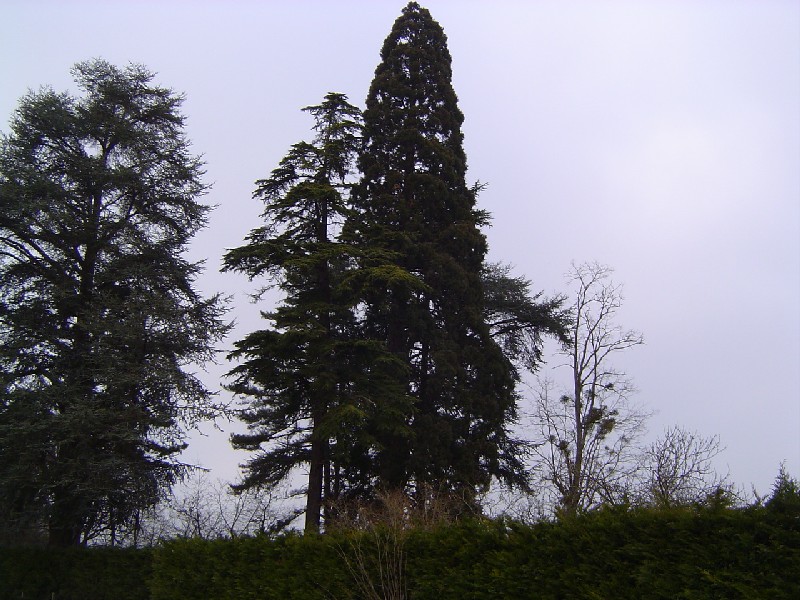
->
<box><xmin>344</xmin><ymin>2</ymin><xmax>524</xmax><ymax>500</ymax></box>
<box><xmin>223</xmin><ymin>93</ymin><xmax>372</xmax><ymax>533</ymax></box>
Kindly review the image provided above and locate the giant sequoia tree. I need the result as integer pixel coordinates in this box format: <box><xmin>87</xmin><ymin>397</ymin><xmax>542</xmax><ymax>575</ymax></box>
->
<box><xmin>0</xmin><ymin>60</ymin><xmax>228</xmax><ymax>546</ymax></box>
<box><xmin>344</xmin><ymin>2</ymin><xmax>528</xmax><ymax>498</ymax></box>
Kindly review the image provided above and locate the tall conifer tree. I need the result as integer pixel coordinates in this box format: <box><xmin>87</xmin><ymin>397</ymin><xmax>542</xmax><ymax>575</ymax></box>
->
<box><xmin>0</xmin><ymin>60</ymin><xmax>228</xmax><ymax>546</ymax></box>
<box><xmin>344</xmin><ymin>2</ymin><xmax>525</xmax><ymax>498</ymax></box>
<box><xmin>224</xmin><ymin>94</ymin><xmax>408</xmax><ymax>531</ymax></box>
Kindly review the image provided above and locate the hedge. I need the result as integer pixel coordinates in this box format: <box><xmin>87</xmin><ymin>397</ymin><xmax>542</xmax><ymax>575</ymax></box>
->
<box><xmin>1</xmin><ymin>505</ymin><xmax>797</xmax><ymax>599</ymax></box>
<box><xmin>0</xmin><ymin>546</ymin><xmax>151</xmax><ymax>600</ymax></box>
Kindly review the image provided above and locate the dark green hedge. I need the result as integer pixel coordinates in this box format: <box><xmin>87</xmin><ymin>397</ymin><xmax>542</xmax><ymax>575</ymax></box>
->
<box><xmin>2</xmin><ymin>506</ymin><xmax>797</xmax><ymax>599</ymax></box>
<box><xmin>405</xmin><ymin>506</ymin><xmax>800</xmax><ymax>599</ymax></box>
<box><xmin>0</xmin><ymin>545</ymin><xmax>151</xmax><ymax>600</ymax></box>
<box><xmin>149</xmin><ymin>532</ymin><xmax>353</xmax><ymax>600</ymax></box>
<box><xmin>146</xmin><ymin>505</ymin><xmax>800</xmax><ymax>600</ymax></box>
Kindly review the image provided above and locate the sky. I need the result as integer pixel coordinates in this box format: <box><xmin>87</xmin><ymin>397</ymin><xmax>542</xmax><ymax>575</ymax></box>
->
<box><xmin>2</xmin><ymin>0</ymin><xmax>798</xmax><ymax>500</ymax></box>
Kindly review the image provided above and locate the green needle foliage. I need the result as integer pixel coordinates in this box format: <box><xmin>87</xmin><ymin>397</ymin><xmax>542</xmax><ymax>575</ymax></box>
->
<box><xmin>224</xmin><ymin>3</ymin><xmax>566</xmax><ymax>532</ymax></box>
<box><xmin>223</xmin><ymin>93</ymin><xmax>408</xmax><ymax>533</ymax></box>
<box><xmin>343</xmin><ymin>2</ymin><xmax>557</xmax><ymax>499</ymax></box>
<box><xmin>7</xmin><ymin>498</ymin><xmax>792</xmax><ymax>599</ymax></box>
<box><xmin>0</xmin><ymin>60</ymin><xmax>229</xmax><ymax>546</ymax></box>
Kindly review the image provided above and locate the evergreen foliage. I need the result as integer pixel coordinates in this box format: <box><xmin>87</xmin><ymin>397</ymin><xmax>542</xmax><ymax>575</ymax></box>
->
<box><xmin>765</xmin><ymin>463</ymin><xmax>800</xmax><ymax>515</ymax></box>
<box><xmin>481</xmin><ymin>261</ymin><xmax>569</xmax><ymax>373</ymax></box>
<box><xmin>0</xmin><ymin>60</ymin><xmax>229</xmax><ymax>546</ymax></box>
<box><xmin>151</xmin><ymin>505</ymin><xmax>800</xmax><ymax>600</ymax></box>
<box><xmin>225</xmin><ymin>3</ymin><xmax>566</xmax><ymax>528</ymax></box>
<box><xmin>6</xmin><ymin>504</ymin><xmax>796</xmax><ymax>599</ymax></box>
<box><xmin>222</xmin><ymin>93</ymin><xmax>408</xmax><ymax>532</ymax></box>
<box><xmin>343</xmin><ymin>1</ymin><xmax>541</xmax><ymax>498</ymax></box>
<box><xmin>0</xmin><ymin>546</ymin><xmax>152</xmax><ymax>600</ymax></box>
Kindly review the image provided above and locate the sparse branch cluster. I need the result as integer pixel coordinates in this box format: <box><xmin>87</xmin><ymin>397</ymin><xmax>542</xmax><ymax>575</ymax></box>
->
<box><xmin>529</xmin><ymin>262</ymin><xmax>647</xmax><ymax>516</ymax></box>
<box><xmin>526</xmin><ymin>262</ymin><xmax>730</xmax><ymax>517</ymax></box>
<box><xmin>638</xmin><ymin>425</ymin><xmax>729</xmax><ymax>508</ymax></box>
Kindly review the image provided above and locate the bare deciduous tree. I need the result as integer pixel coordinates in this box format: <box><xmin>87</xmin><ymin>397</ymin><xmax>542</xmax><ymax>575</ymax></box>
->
<box><xmin>164</xmin><ymin>472</ymin><xmax>300</xmax><ymax>540</ymax></box>
<box><xmin>530</xmin><ymin>262</ymin><xmax>646</xmax><ymax>517</ymax></box>
<box><xmin>91</xmin><ymin>471</ymin><xmax>299</xmax><ymax>546</ymax></box>
<box><xmin>638</xmin><ymin>426</ymin><xmax>730</xmax><ymax>508</ymax></box>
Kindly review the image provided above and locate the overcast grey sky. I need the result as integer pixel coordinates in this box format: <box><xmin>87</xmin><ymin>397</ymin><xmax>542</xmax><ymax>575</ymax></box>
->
<box><xmin>2</xmin><ymin>0</ymin><xmax>798</xmax><ymax>498</ymax></box>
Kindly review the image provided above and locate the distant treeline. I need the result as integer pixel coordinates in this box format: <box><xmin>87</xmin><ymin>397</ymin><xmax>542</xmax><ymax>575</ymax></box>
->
<box><xmin>2</xmin><ymin>501</ymin><xmax>798</xmax><ymax>600</ymax></box>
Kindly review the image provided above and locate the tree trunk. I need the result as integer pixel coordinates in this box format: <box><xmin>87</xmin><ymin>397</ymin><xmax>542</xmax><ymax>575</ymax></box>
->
<box><xmin>48</xmin><ymin>493</ymin><xmax>84</xmax><ymax>547</ymax></box>
<box><xmin>305</xmin><ymin>434</ymin><xmax>324</xmax><ymax>534</ymax></box>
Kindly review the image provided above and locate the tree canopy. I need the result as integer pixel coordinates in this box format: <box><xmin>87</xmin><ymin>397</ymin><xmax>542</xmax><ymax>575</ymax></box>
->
<box><xmin>222</xmin><ymin>3</ymin><xmax>567</xmax><ymax>529</ymax></box>
<box><xmin>0</xmin><ymin>59</ymin><xmax>229</xmax><ymax>546</ymax></box>
<box><xmin>0</xmin><ymin>4</ymin><xmax>572</xmax><ymax>542</ymax></box>
<box><xmin>342</xmin><ymin>2</ymin><xmax>562</xmax><ymax>499</ymax></box>
<box><xmin>223</xmin><ymin>93</ymin><xmax>400</xmax><ymax>532</ymax></box>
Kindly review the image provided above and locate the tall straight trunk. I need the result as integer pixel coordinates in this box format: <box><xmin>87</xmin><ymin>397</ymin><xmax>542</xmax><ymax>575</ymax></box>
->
<box><xmin>305</xmin><ymin>204</ymin><xmax>332</xmax><ymax>534</ymax></box>
<box><xmin>305</xmin><ymin>433</ymin><xmax>325</xmax><ymax>534</ymax></box>
<box><xmin>380</xmin><ymin>297</ymin><xmax>410</xmax><ymax>490</ymax></box>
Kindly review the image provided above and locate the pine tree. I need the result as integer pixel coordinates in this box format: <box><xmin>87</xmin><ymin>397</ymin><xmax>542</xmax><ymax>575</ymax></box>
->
<box><xmin>343</xmin><ymin>2</ymin><xmax>527</xmax><ymax>500</ymax></box>
<box><xmin>223</xmin><ymin>93</ymin><xmax>407</xmax><ymax>532</ymax></box>
<box><xmin>0</xmin><ymin>60</ymin><xmax>229</xmax><ymax>546</ymax></box>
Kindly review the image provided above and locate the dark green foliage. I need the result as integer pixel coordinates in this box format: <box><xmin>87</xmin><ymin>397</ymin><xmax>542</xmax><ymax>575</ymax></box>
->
<box><xmin>0</xmin><ymin>505</ymin><xmax>796</xmax><ymax>598</ymax></box>
<box><xmin>223</xmin><ymin>93</ymin><xmax>408</xmax><ymax>531</ymax></box>
<box><xmin>149</xmin><ymin>533</ymin><xmax>353</xmax><ymax>600</ymax></box>
<box><xmin>0</xmin><ymin>546</ymin><xmax>152</xmax><ymax>600</ymax></box>
<box><xmin>482</xmin><ymin>262</ymin><xmax>569</xmax><ymax>373</ymax></box>
<box><xmin>0</xmin><ymin>59</ymin><xmax>229</xmax><ymax>546</ymax></box>
<box><xmin>407</xmin><ymin>506</ymin><xmax>800</xmax><ymax>599</ymax></box>
<box><xmin>765</xmin><ymin>463</ymin><xmax>800</xmax><ymax>516</ymax></box>
<box><xmin>343</xmin><ymin>1</ymin><xmax>545</xmax><ymax>498</ymax></box>
<box><xmin>224</xmin><ymin>4</ymin><xmax>566</xmax><ymax>525</ymax></box>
